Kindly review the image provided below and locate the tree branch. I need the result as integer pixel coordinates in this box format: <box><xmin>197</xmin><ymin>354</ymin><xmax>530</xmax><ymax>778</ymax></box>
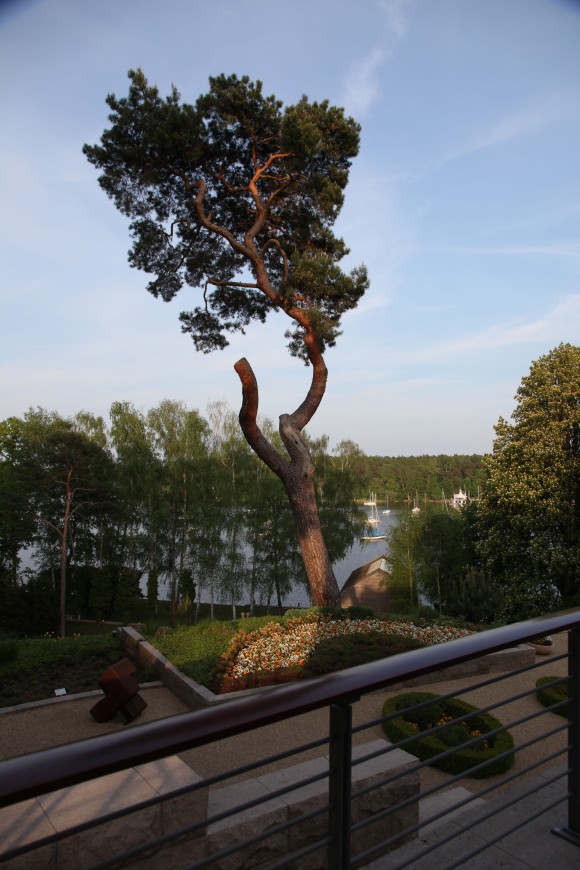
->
<box><xmin>233</xmin><ymin>357</ymin><xmax>288</xmax><ymax>476</ymax></box>
<box><xmin>288</xmin><ymin>329</ymin><xmax>328</xmax><ymax>431</ymax></box>
<box><xmin>262</xmin><ymin>238</ymin><xmax>289</xmax><ymax>283</ymax></box>
<box><xmin>206</xmin><ymin>278</ymin><xmax>260</xmax><ymax>291</ymax></box>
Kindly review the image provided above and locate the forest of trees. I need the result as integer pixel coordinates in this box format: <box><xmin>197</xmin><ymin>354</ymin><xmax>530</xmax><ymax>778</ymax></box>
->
<box><xmin>0</xmin><ymin>399</ymin><xmax>485</xmax><ymax>636</ymax></box>
<box><xmin>0</xmin><ymin>401</ymin><xmax>364</xmax><ymax>635</ymax></box>
<box><xmin>2</xmin><ymin>344</ymin><xmax>576</xmax><ymax>635</ymax></box>
<box><xmin>351</xmin><ymin>453</ymin><xmax>486</xmax><ymax>505</ymax></box>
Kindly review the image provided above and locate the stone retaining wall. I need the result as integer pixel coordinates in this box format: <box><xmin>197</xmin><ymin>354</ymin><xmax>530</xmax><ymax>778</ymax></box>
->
<box><xmin>118</xmin><ymin>625</ymin><xmax>537</xmax><ymax>709</ymax></box>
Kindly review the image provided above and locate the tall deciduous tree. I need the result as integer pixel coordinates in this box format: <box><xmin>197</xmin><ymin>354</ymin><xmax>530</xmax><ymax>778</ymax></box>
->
<box><xmin>84</xmin><ymin>71</ymin><xmax>368</xmax><ymax>605</ymax></box>
<box><xmin>0</xmin><ymin>417</ymin><xmax>37</xmax><ymax>585</ymax></box>
<box><xmin>477</xmin><ymin>343</ymin><xmax>580</xmax><ymax>619</ymax></box>
<box><xmin>385</xmin><ymin>510</ymin><xmax>423</xmax><ymax>612</ymax></box>
<box><xmin>18</xmin><ymin>410</ymin><xmax>113</xmax><ymax>635</ymax></box>
<box><xmin>414</xmin><ymin>510</ymin><xmax>465</xmax><ymax>614</ymax></box>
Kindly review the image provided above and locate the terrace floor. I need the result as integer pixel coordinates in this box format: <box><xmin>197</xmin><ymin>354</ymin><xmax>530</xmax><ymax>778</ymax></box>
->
<box><xmin>1</xmin><ymin>630</ymin><xmax>579</xmax><ymax>867</ymax></box>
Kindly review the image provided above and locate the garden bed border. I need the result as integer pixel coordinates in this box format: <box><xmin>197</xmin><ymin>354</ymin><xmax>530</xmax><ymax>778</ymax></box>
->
<box><xmin>117</xmin><ymin>626</ymin><xmax>536</xmax><ymax>709</ymax></box>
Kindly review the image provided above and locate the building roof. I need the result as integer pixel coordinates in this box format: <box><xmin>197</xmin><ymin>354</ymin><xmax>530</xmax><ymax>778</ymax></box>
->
<box><xmin>340</xmin><ymin>557</ymin><xmax>391</xmax><ymax>611</ymax></box>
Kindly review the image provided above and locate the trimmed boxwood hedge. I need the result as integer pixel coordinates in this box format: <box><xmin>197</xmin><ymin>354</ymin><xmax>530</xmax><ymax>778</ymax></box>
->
<box><xmin>382</xmin><ymin>691</ymin><xmax>515</xmax><ymax>778</ymax></box>
<box><xmin>535</xmin><ymin>676</ymin><xmax>570</xmax><ymax>718</ymax></box>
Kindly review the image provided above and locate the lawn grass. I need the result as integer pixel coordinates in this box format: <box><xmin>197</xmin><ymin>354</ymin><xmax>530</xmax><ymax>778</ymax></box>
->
<box><xmin>0</xmin><ymin>609</ymin><xmax>475</xmax><ymax>707</ymax></box>
<box><xmin>0</xmin><ymin>633</ymin><xmax>152</xmax><ymax>708</ymax></box>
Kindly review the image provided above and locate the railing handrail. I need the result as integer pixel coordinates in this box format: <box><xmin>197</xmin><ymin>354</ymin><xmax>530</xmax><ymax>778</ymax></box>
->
<box><xmin>1</xmin><ymin>606</ymin><xmax>579</xmax><ymax>808</ymax></box>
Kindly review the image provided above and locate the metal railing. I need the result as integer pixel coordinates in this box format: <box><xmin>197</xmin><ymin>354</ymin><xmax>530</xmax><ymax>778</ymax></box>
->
<box><xmin>1</xmin><ymin>608</ymin><xmax>580</xmax><ymax>868</ymax></box>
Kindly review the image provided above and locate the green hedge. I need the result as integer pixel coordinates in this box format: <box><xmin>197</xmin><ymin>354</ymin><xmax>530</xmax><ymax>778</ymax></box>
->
<box><xmin>535</xmin><ymin>676</ymin><xmax>570</xmax><ymax>719</ymax></box>
<box><xmin>382</xmin><ymin>691</ymin><xmax>515</xmax><ymax>778</ymax></box>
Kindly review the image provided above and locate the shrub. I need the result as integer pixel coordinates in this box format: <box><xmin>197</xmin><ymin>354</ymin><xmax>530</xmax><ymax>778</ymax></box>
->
<box><xmin>395</xmin><ymin>693</ymin><xmax>443</xmax><ymax>729</ymax></box>
<box><xmin>0</xmin><ymin>634</ymin><xmax>127</xmax><ymax>707</ymax></box>
<box><xmin>535</xmin><ymin>676</ymin><xmax>570</xmax><ymax>718</ymax></box>
<box><xmin>414</xmin><ymin>605</ymin><xmax>440</xmax><ymax>622</ymax></box>
<box><xmin>301</xmin><ymin>632</ymin><xmax>422</xmax><ymax>678</ymax></box>
<box><xmin>344</xmin><ymin>605</ymin><xmax>376</xmax><ymax>620</ymax></box>
<box><xmin>283</xmin><ymin>608</ymin><xmax>312</xmax><ymax>619</ymax></box>
<box><xmin>382</xmin><ymin>692</ymin><xmax>515</xmax><ymax>778</ymax></box>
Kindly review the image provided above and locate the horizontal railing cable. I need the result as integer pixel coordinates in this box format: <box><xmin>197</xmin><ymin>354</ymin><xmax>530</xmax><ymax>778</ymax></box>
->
<box><xmin>350</xmin><ymin>693</ymin><xmax>571</xmax><ymax>861</ymax></box>
<box><xmin>178</xmin><ymin>804</ymin><xmax>332</xmax><ymax>870</ymax></box>
<box><xmin>359</xmin><ymin>701</ymin><xmax>560</xmax><ymax>776</ymax></box>
<box><xmin>443</xmin><ymin>793</ymin><xmax>570</xmax><ymax>870</ymax></box>
<box><xmin>1</xmin><ymin>611</ymin><xmax>579</xmax><ymax>870</ymax></box>
<box><xmin>0</xmin><ymin>732</ymin><xmax>332</xmax><ymax>865</ymax></box>
<box><xmin>355</xmin><ymin>763</ymin><xmax>571</xmax><ymax>868</ymax></box>
<box><xmin>254</xmin><ymin>838</ymin><xmax>333</xmax><ymax>870</ymax></box>
<box><xmin>352</xmin><ymin>713</ymin><xmax>569</xmax><ymax>812</ymax></box>
<box><xmin>405</xmin><ymin>771</ymin><xmax>570</xmax><ymax>870</ymax></box>
<box><xmin>88</xmin><ymin>767</ymin><xmax>334</xmax><ymax>870</ymax></box>
<box><xmin>90</xmin><ymin>803</ymin><xmax>331</xmax><ymax>870</ymax></box>
<box><xmin>352</xmin><ymin>649</ymin><xmax>568</xmax><ymax>739</ymax></box>
<box><xmin>352</xmin><ymin>743</ymin><xmax>569</xmax><ymax>863</ymax></box>
<box><xmin>180</xmin><ymin>733</ymin><xmax>331</xmax><ymax>794</ymax></box>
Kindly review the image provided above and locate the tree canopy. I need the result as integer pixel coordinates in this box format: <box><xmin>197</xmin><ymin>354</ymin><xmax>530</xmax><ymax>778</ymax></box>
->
<box><xmin>477</xmin><ymin>343</ymin><xmax>580</xmax><ymax>618</ymax></box>
<box><xmin>83</xmin><ymin>70</ymin><xmax>367</xmax><ymax>357</ymax></box>
<box><xmin>84</xmin><ymin>71</ymin><xmax>369</xmax><ymax>605</ymax></box>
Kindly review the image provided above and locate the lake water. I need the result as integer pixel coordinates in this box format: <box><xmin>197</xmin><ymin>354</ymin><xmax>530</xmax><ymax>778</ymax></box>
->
<box><xmin>198</xmin><ymin>507</ymin><xmax>401</xmax><ymax>608</ymax></box>
<box><xmin>21</xmin><ymin>507</ymin><xmax>401</xmax><ymax>610</ymax></box>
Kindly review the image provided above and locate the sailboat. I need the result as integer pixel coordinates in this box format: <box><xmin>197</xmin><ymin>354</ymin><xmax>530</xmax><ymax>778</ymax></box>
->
<box><xmin>382</xmin><ymin>493</ymin><xmax>391</xmax><ymax>515</ymax></box>
<box><xmin>361</xmin><ymin>492</ymin><xmax>386</xmax><ymax>541</ymax></box>
<box><xmin>411</xmin><ymin>491</ymin><xmax>421</xmax><ymax>514</ymax></box>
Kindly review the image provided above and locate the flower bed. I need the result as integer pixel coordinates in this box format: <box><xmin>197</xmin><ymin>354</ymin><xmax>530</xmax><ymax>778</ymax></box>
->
<box><xmin>382</xmin><ymin>691</ymin><xmax>515</xmax><ymax>778</ymax></box>
<box><xmin>211</xmin><ymin>616</ymin><xmax>474</xmax><ymax>693</ymax></box>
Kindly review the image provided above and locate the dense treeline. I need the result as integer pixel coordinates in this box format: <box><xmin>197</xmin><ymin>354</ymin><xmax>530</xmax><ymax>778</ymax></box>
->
<box><xmin>355</xmin><ymin>453</ymin><xmax>486</xmax><ymax>504</ymax></box>
<box><xmin>0</xmin><ymin>399</ymin><xmax>485</xmax><ymax>636</ymax></box>
<box><xmin>3</xmin><ymin>344</ymin><xmax>577</xmax><ymax>635</ymax></box>
<box><xmin>0</xmin><ymin>401</ymin><xmax>365</xmax><ymax>635</ymax></box>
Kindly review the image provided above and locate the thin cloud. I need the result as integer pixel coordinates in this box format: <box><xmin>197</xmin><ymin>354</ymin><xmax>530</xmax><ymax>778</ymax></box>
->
<box><xmin>421</xmin><ymin>243</ymin><xmax>580</xmax><ymax>259</ymax></box>
<box><xmin>342</xmin><ymin>48</ymin><xmax>385</xmax><ymax>117</ymax></box>
<box><xmin>376</xmin><ymin>0</ymin><xmax>411</xmax><ymax>41</ymax></box>
<box><xmin>410</xmin><ymin>295</ymin><xmax>580</xmax><ymax>362</ymax></box>
<box><xmin>435</xmin><ymin>95</ymin><xmax>574</xmax><ymax>170</ymax></box>
<box><xmin>342</xmin><ymin>0</ymin><xmax>411</xmax><ymax>116</ymax></box>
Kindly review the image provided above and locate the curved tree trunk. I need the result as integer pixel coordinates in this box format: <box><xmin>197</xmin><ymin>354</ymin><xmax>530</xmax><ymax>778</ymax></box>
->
<box><xmin>280</xmin><ymin>458</ymin><xmax>341</xmax><ymax>606</ymax></box>
<box><xmin>234</xmin><ymin>356</ymin><xmax>341</xmax><ymax>607</ymax></box>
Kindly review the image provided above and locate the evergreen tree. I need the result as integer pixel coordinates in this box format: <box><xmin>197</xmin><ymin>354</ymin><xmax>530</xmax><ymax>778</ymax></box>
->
<box><xmin>84</xmin><ymin>70</ymin><xmax>368</xmax><ymax>606</ymax></box>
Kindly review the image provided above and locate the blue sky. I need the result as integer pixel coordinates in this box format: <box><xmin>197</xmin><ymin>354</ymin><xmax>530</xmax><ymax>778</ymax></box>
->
<box><xmin>1</xmin><ymin>0</ymin><xmax>579</xmax><ymax>456</ymax></box>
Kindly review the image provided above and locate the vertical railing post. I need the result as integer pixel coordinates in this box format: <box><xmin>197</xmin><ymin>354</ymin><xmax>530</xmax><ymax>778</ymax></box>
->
<box><xmin>328</xmin><ymin>701</ymin><xmax>353</xmax><ymax>869</ymax></box>
<box><xmin>567</xmin><ymin>628</ymin><xmax>580</xmax><ymax>835</ymax></box>
<box><xmin>554</xmin><ymin>627</ymin><xmax>580</xmax><ymax>845</ymax></box>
